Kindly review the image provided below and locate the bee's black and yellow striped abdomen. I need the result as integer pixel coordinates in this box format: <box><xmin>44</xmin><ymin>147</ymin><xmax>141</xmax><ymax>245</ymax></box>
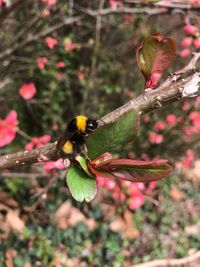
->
<box><xmin>56</xmin><ymin>115</ymin><xmax>98</xmax><ymax>159</ymax></box>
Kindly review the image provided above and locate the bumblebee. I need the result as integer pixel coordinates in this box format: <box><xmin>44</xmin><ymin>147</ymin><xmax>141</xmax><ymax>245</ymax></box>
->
<box><xmin>56</xmin><ymin>115</ymin><xmax>98</xmax><ymax>158</ymax></box>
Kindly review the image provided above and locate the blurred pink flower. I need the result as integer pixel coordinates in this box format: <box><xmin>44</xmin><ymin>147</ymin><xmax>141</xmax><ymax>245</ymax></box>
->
<box><xmin>36</xmin><ymin>57</ymin><xmax>48</xmax><ymax>70</ymax></box>
<box><xmin>109</xmin><ymin>0</ymin><xmax>117</xmax><ymax>9</ymax></box>
<box><xmin>154</xmin><ymin>121</ymin><xmax>166</xmax><ymax>131</ymax></box>
<box><xmin>143</xmin><ymin>116</ymin><xmax>150</xmax><ymax>123</ymax></box>
<box><xmin>38</xmin><ymin>135</ymin><xmax>51</xmax><ymax>143</ymax></box>
<box><xmin>129</xmin><ymin>190</ymin><xmax>144</xmax><ymax>210</ymax></box>
<box><xmin>96</xmin><ymin>176</ymin><xmax>105</xmax><ymax>187</ymax></box>
<box><xmin>184</xmin><ymin>24</ymin><xmax>197</xmax><ymax>35</ymax></box>
<box><xmin>41</xmin><ymin>0</ymin><xmax>56</xmax><ymax>6</ymax></box>
<box><xmin>42</xmin><ymin>8</ymin><xmax>50</xmax><ymax>16</ymax></box>
<box><xmin>149</xmin><ymin>132</ymin><xmax>164</xmax><ymax>144</ymax></box>
<box><xmin>191</xmin><ymin>0</ymin><xmax>200</xmax><ymax>5</ymax></box>
<box><xmin>182</xmin><ymin>101</ymin><xmax>190</xmax><ymax>111</ymax></box>
<box><xmin>19</xmin><ymin>83</ymin><xmax>36</xmax><ymax>100</ymax></box>
<box><xmin>45</xmin><ymin>36</ymin><xmax>58</xmax><ymax>49</ymax></box>
<box><xmin>0</xmin><ymin>111</ymin><xmax>18</xmax><ymax>147</ymax></box>
<box><xmin>44</xmin><ymin>159</ymin><xmax>64</xmax><ymax>172</ymax></box>
<box><xmin>78</xmin><ymin>71</ymin><xmax>85</xmax><ymax>80</ymax></box>
<box><xmin>193</xmin><ymin>38</ymin><xmax>200</xmax><ymax>49</ymax></box>
<box><xmin>196</xmin><ymin>96</ymin><xmax>200</xmax><ymax>102</ymax></box>
<box><xmin>180</xmin><ymin>48</ymin><xmax>190</xmax><ymax>58</ymax></box>
<box><xmin>56</xmin><ymin>61</ymin><xmax>65</xmax><ymax>68</ymax></box>
<box><xmin>182</xmin><ymin>149</ymin><xmax>194</xmax><ymax>169</ymax></box>
<box><xmin>145</xmin><ymin>181</ymin><xmax>157</xmax><ymax>194</ymax></box>
<box><xmin>25</xmin><ymin>135</ymin><xmax>51</xmax><ymax>151</ymax></box>
<box><xmin>181</xmin><ymin>37</ymin><xmax>193</xmax><ymax>47</ymax></box>
<box><xmin>166</xmin><ymin>114</ymin><xmax>177</xmax><ymax>126</ymax></box>
<box><xmin>105</xmin><ymin>179</ymin><xmax>115</xmax><ymax>190</ymax></box>
<box><xmin>189</xmin><ymin>111</ymin><xmax>200</xmax><ymax>130</ymax></box>
<box><xmin>25</xmin><ymin>142</ymin><xmax>33</xmax><ymax>151</ymax></box>
<box><xmin>64</xmin><ymin>39</ymin><xmax>77</xmax><ymax>53</ymax></box>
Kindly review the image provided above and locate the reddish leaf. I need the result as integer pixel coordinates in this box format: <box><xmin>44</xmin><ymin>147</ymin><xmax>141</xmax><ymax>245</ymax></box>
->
<box><xmin>90</xmin><ymin>152</ymin><xmax>113</xmax><ymax>168</ymax></box>
<box><xmin>136</xmin><ymin>33</ymin><xmax>176</xmax><ymax>88</ymax></box>
<box><xmin>88</xmin><ymin>162</ymin><xmax>115</xmax><ymax>180</ymax></box>
<box><xmin>90</xmin><ymin>158</ymin><xmax>172</xmax><ymax>183</ymax></box>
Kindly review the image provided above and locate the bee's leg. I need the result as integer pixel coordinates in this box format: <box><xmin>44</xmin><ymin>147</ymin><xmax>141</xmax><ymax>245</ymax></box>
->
<box><xmin>79</xmin><ymin>144</ymin><xmax>92</xmax><ymax>162</ymax></box>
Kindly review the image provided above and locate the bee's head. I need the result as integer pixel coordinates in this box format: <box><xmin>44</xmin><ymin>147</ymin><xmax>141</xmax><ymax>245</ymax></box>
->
<box><xmin>86</xmin><ymin>119</ymin><xmax>98</xmax><ymax>133</ymax></box>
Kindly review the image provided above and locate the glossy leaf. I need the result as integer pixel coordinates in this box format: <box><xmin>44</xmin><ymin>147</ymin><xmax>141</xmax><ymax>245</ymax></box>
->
<box><xmin>91</xmin><ymin>158</ymin><xmax>172</xmax><ymax>183</ymax></box>
<box><xmin>75</xmin><ymin>155</ymin><xmax>93</xmax><ymax>177</ymax></box>
<box><xmin>66</xmin><ymin>166</ymin><xmax>97</xmax><ymax>202</ymax></box>
<box><xmin>90</xmin><ymin>152</ymin><xmax>113</xmax><ymax>168</ymax></box>
<box><xmin>136</xmin><ymin>33</ymin><xmax>176</xmax><ymax>88</ymax></box>
<box><xmin>88</xmin><ymin>162</ymin><xmax>115</xmax><ymax>180</ymax></box>
<box><xmin>87</xmin><ymin>110</ymin><xmax>140</xmax><ymax>159</ymax></box>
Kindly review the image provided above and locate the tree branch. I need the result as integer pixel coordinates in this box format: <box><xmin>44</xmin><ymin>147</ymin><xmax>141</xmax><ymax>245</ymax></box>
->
<box><xmin>0</xmin><ymin>54</ymin><xmax>200</xmax><ymax>170</ymax></box>
<box><xmin>0</xmin><ymin>16</ymin><xmax>83</xmax><ymax>61</ymax></box>
<box><xmin>132</xmin><ymin>250</ymin><xmax>200</xmax><ymax>267</ymax></box>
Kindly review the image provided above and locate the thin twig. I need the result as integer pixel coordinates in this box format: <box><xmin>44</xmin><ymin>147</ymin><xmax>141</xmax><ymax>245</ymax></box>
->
<box><xmin>132</xmin><ymin>250</ymin><xmax>200</xmax><ymax>267</ymax></box>
<box><xmin>0</xmin><ymin>16</ymin><xmax>83</xmax><ymax>61</ymax></box>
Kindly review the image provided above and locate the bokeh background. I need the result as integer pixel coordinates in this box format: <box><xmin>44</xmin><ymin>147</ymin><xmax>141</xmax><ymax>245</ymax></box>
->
<box><xmin>0</xmin><ymin>1</ymin><xmax>200</xmax><ymax>266</ymax></box>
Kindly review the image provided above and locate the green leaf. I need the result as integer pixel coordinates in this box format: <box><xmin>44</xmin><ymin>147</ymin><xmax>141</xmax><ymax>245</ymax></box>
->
<box><xmin>87</xmin><ymin>110</ymin><xmax>140</xmax><ymax>159</ymax></box>
<box><xmin>66</xmin><ymin>166</ymin><xmax>97</xmax><ymax>202</ymax></box>
<box><xmin>75</xmin><ymin>155</ymin><xmax>93</xmax><ymax>176</ymax></box>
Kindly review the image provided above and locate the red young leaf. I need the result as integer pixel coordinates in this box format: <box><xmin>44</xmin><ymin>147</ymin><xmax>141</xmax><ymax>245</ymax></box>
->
<box><xmin>88</xmin><ymin>162</ymin><xmax>115</xmax><ymax>180</ymax></box>
<box><xmin>90</xmin><ymin>152</ymin><xmax>113</xmax><ymax>168</ymax></box>
<box><xmin>136</xmin><ymin>33</ymin><xmax>176</xmax><ymax>88</ymax></box>
<box><xmin>89</xmin><ymin>157</ymin><xmax>172</xmax><ymax>183</ymax></box>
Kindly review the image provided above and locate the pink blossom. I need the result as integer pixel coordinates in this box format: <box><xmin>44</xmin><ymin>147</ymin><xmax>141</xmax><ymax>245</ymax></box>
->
<box><xmin>143</xmin><ymin>116</ymin><xmax>150</xmax><ymax>123</ymax></box>
<box><xmin>42</xmin><ymin>8</ymin><xmax>50</xmax><ymax>16</ymax></box>
<box><xmin>45</xmin><ymin>36</ymin><xmax>58</xmax><ymax>49</ymax></box>
<box><xmin>25</xmin><ymin>142</ymin><xmax>33</xmax><ymax>151</ymax></box>
<box><xmin>41</xmin><ymin>0</ymin><xmax>56</xmax><ymax>6</ymax></box>
<box><xmin>145</xmin><ymin>181</ymin><xmax>157</xmax><ymax>194</ymax></box>
<box><xmin>64</xmin><ymin>39</ymin><xmax>77</xmax><ymax>53</ymax></box>
<box><xmin>109</xmin><ymin>0</ymin><xmax>117</xmax><ymax>10</ymax></box>
<box><xmin>56</xmin><ymin>61</ymin><xmax>65</xmax><ymax>68</ymax></box>
<box><xmin>149</xmin><ymin>132</ymin><xmax>164</xmax><ymax>144</ymax></box>
<box><xmin>196</xmin><ymin>96</ymin><xmax>200</xmax><ymax>102</ymax></box>
<box><xmin>129</xmin><ymin>191</ymin><xmax>145</xmax><ymax>210</ymax></box>
<box><xmin>25</xmin><ymin>135</ymin><xmax>51</xmax><ymax>151</ymax></box>
<box><xmin>19</xmin><ymin>83</ymin><xmax>36</xmax><ymax>100</ymax></box>
<box><xmin>166</xmin><ymin>114</ymin><xmax>177</xmax><ymax>126</ymax></box>
<box><xmin>154</xmin><ymin>121</ymin><xmax>166</xmax><ymax>131</ymax></box>
<box><xmin>38</xmin><ymin>135</ymin><xmax>51</xmax><ymax>143</ymax></box>
<box><xmin>44</xmin><ymin>159</ymin><xmax>64</xmax><ymax>172</ymax></box>
<box><xmin>97</xmin><ymin>177</ymin><xmax>105</xmax><ymax>187</ymax></box>
<box><xmin>180</xmin><ymin>48</ymin><xmax>190</xmax><ymax>58</ymax></box>
<box><xmin>183</xmin><ymin>126</ymin><xmax>193</xmax><ymax>137</ymax></box>
<box><xmin>184</xmin><ymin>24</ymin><xmax>197</xmax><ymax>35</ymax></box>
<box><xmin>36</xmin><ymin>57</ymin><xmax>48</xmax><ymax>70</ymax></box>
<box><xmin>182</xmin><ymin>149</ymin><xmax>194</xmax><ymax>169</ymax></box>
<box><xmin>182</xmin><ymin>101</ymin><xmax>190</xmax><ymax>111</ymax></box>
<box><xmin>193</xmin><ymin>38</ymin><xmax>200</xmax><ymax>49</ymax></box>
<box><xmin>189</xmin><ymin>111</ymin><xmax>200</xmax><ymax>130</ymax></box>
<box><xmin>0</xmin><ymin>0</ymin><xmax>3</xmax><ymax>6</ymax></box>
<box><xmin>105</xmin><ymin>179</ymin><xmax>116</xmax><ymax>190</ymax></box>
<box><xmin>181</xmin><ymin>37</ymin><xmax>193</xmax><ymax>47</ymax></box>
<box><xmin>0</xmin><ymin>111</ymin><xmax>18</xmax><ymax>147</ymax></box>
<box><xmin>113</xmin><ymin>186</ymin><xmax>126</xmax><ymax>201</ymax></box>
<box><xmin>78</xmin><ymin>71</ymin><xmax>85</xmax><ymax>80</ymax></box>
<box><xmin>191</xmin><ymin>0</ymin><xmax>200</xmax><ymax>5</ymax></box>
